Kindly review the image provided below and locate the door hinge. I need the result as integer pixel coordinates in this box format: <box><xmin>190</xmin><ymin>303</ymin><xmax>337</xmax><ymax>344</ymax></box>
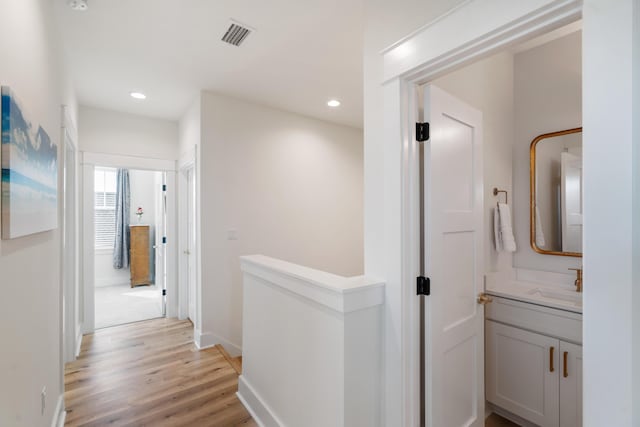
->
<box><xmin>417</xmin><ymin>276</ymin><xmax>430</xmax><ymax>296</ymax></box>
<box><xmin>416</xmin><ymin>122</ymin><xmax>430</xmax><ymax>142</ymax></box>
<box><xmin>162</xmin><ymin>236</ymin><xmax>167</xmax><ymax>244</ymax></box>
<box><xmin>162</xmin><ymin>184</ymin><xmax>167</xmax><ymax>192</ymax></box>
<box><xmin>162</xmin><ymin>289</ymin><xmax>167</xmax><ymax>296</ymax></box>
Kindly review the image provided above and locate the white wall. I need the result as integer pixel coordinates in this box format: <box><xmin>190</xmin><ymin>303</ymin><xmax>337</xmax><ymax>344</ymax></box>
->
<box><xmin>79</xmin><ymin>106</ymin><xmax>179</xmax><ymax>160</ymax></box>
<box><xmin>197</xmin><ymin>91</ymin><xmax>364</xmax><ymax>354</ymax></box>
<box><xmin>178</xmin><ymin>98</ymin><xmax>201</xmax><ymax>162</ymax></box>
<box><xmin>633</xmin><ymin>1</ymin><xmax>640</xmax><ymax>423</ymax></box>
<box><xmin>432</xmin><ymin>51</ymin><xmax>515</xmax><ymax>274</ymax></box>
<box><xmin>583</xmin><ymin>1</ymin><xmax>635</xmax><ymax>425</ymax></box>
<box><xmin>0</xmin><ymin>1</ymin><xmax>76</xmax><ymax>426</ymax></box>
<box><xmin>363</xmin><ymin>2</ymin><xmax>472</xmax><ymax>424</ymax></box>
<box><xmin>513</xmin><ymin>31</ymin><xmax>582</xmax><ymax>273</ymax></box>
<box><xmin>129</xmin><ymin>169</ymin><xmax>159</xmax><ymax>226</ymax></box>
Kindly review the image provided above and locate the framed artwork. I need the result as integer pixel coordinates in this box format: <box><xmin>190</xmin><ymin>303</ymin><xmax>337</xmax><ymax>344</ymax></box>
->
<box><xmin>1</xmin><ymin>86</ymin><xmax>57</xmax><ymax>239</ymax></box>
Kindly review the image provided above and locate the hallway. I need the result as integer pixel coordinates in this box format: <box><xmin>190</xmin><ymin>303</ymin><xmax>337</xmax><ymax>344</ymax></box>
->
<box><xmin>64</xmin><ymin>318</ymin><xmax>255</xmax><ymax>426</ymax></box>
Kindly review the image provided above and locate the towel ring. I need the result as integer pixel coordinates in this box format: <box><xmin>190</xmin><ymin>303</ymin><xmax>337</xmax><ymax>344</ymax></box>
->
<box><xmin>493</xmin><ymin>188</ymin><xmax>508</xmax><ymax>205</ymax></box>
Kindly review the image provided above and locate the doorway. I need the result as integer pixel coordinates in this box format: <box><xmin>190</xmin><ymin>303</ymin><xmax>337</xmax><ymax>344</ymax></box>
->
<box><xmin>93</xmin><ymin>166</ymin><xmax>166</xmax><ymax>329</ymax></box>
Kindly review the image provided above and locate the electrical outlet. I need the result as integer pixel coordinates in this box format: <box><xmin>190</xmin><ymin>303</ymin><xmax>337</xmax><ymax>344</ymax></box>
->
<box><xmin>41</xmin><ymin>386</ymin><xmax>46</xmax><ymax>415</ymax></box>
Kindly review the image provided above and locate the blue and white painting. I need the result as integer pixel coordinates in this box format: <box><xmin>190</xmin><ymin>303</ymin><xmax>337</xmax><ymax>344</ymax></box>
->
<box><xmin>1</xmin><ymin>86</ymin><xmax>57</xmax><ymax>239</ymax></box>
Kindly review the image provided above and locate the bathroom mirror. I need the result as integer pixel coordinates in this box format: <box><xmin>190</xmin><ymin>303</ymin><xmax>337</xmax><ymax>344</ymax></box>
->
<box><xmin>530</xmin><ymin>127</ymin><xmax>583</xmax><ymax>257</ymax></box>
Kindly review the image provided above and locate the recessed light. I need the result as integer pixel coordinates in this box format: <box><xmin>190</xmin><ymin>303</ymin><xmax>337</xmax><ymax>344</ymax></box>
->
<box><xmin>327</xmin><ymin>99</ymin><xmax>341</xmax><ymax>107</ymax></box>
<box><xmin>130</xmin><ymin>92</ymin><xmax>146</xmax><ymax>100</ymax></box>
<box><xmin>67</xmin><ymin>0</ymin><xmax>89</xmax><ymax>11</ymax></box>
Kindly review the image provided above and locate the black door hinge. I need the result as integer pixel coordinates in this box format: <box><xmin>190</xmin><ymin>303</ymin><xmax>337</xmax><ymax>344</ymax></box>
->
<box><xmin>417</xmin><ymin>276</ymin><xmax>430</xmax><ymax>295</ymax></box>
<box><xmin>162</xmin><ymin>289</ymin><xmax>167</xmax><ymax>296</ymax></box>
<box><xmin>162</xmin><ymin>236</ymin><xmax>167</xmax><ymax>244</ymax></box>
<box><xmin>162</xmin><ymin>184</ymin><xmax>167</xmax><ymax>191</ymax></box>
<box><xmin>416</xmin><ymin>122</ymin><xmax>430</xmax><ymax>142</ymax></box>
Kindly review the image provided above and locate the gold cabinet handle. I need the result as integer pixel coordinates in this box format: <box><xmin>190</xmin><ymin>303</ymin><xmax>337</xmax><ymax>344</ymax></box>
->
<box><xmin>563</xmin><ymin>351</ymin><xmax>568</xmax><ymax>378</ymax></box>
<box><xmin>550</xmin><ymin>347</ymin><xmax>555</xmax><ymax>372</ymax></box>
<box><xmin>477</xmin><ymin>293</ymin><xmax>493</xmax><ymax>305</ymax></box>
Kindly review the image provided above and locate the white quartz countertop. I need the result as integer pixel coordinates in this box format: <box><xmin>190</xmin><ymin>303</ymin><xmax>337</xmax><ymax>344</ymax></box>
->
<box><xmin>485</xmin><ymin>272</ymin><xmax>582</xmax><ymax>314</ymax></box>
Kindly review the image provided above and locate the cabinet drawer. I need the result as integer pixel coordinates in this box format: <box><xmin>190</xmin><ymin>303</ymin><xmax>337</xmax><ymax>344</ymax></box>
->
<box><xmin>486</xmin><ymin>296</ymin><xmax>582</xmax><ymax>344</ymax></box>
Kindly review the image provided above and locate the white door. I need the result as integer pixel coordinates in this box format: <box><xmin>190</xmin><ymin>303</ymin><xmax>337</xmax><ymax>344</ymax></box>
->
<box><xmin>560</xmin><ymin>341</ymin><xmax>582</xmax><ymax>427</ymax></box>
<box><xmin>486</xmin><ymin>321</ymin><xmax>560</xmax><ymax>426</ymax></box>
<box><xmin>186</xmin><ymin>167</ymin><xmax>197</xmax><ymax>322</ymax></box>
<box><xmin>423</xmin><ymin>84</ymin><xmax>484</xmax><ymax>427</ymax></box>
<box><xmin>560</xmin><ymin>152</ymin><xmax>582</xmax><ymax>252</ymax></box>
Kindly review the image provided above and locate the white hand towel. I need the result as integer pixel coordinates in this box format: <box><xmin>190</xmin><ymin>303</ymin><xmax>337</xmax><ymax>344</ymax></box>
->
<box><xmin>535</xmin><ymin>205</ymin><xmax>546</xmax><ymax>248</ymax></box>
<box><xmin>495</xmin><ymin>203</ymin><xmax>517</xmax><ymax>253</ymax></box>
<box><xmin>494</xmin><ymin>207</ymin><xmax>503</xmax><ymax>252</ymax></box>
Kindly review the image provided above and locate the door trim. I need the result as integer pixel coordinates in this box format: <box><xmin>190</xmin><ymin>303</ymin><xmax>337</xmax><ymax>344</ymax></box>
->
<box><xmin>380</xmin><ymin>1</ymin><xmax>582</xmax><ymax>424</ymax></box>
<box><xmin>81</xmin><ymin>152</ymin><xmax>179</xmax><ymax>333</ymax></box>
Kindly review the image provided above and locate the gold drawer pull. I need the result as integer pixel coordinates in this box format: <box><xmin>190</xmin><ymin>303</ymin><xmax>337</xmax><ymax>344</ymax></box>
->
<box><xmin>550</xmin><ymin>347</ymin><xmax>555</xmax><ymax>372</ymax></box>
<box><xmin>477</xmin><ymin>293</ymin><xmax>493</xmax><ymax>305</ymax></box>
<box><xmin>563</xmin><ymin>351</ymin><xmax>569</xmax><ymax>378</ymax></box>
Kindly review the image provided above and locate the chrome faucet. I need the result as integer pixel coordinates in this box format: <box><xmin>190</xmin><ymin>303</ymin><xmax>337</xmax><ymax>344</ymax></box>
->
<box><xmin>568</xmin><ymin>268</ymin><xmax>583</xmax><ymax>293</ymax></box>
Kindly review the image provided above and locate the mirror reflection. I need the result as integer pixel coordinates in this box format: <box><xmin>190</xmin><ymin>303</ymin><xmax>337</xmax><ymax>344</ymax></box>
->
<box><xmin>530</xmin><ymin>128</ymin><xmax>583</xmax><ymax>256</ymax></box>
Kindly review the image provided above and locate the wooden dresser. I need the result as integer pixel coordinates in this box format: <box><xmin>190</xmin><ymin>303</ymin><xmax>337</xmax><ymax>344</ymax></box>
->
<box><xmin>130</xmin><ymin>225</ymin><xmax>151</xmax><ymax>287</ymax></box>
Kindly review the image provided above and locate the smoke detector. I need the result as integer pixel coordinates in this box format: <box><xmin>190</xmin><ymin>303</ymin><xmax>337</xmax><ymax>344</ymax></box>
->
<box><xmin>67</xmin><ymin>0</ymin><xmax>88</xmax><ymax>11</ymax></box>
<box><xmin>221</xmin><ymin>20</ymin><xmax>254</xmax><ymax>47</ymax></box>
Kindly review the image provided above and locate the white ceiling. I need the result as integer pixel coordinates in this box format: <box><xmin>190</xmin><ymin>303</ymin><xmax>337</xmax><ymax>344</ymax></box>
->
<box><xmin>54</xmin><ymin>0</ymin><xmax>364</xmax><ymax>128</ymax></box>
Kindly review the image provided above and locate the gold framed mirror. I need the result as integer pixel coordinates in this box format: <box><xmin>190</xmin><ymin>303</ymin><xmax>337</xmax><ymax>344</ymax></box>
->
<box><xmin>530</xmin><ymin>127</ymin><xmax>583</xmax><ymax>257</ymax></box>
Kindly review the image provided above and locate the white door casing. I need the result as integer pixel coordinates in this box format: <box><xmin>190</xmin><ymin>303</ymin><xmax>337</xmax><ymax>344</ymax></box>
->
<box><xmin>61</xmin><ymin>106</ymin><xmax>80</xmax><ymax>363</ymax></box>
<box><xmin>379</xmin><ymin>2</ymin><xmax>583</xmax><ymax>424</ymax></box>
<box><xmin>187</xmin><ymin>167</ymin><xmax>196</xmax><ymax>322</ymax></box>
<box><xmin>423</xmin><ymin>85</ymin><xmax>484</xmax><ymax>427</ymax></box>
<box><xmin>81</xmin><ymin>152</ymin><xmax>177</xmax><ymax>333</ymax></box>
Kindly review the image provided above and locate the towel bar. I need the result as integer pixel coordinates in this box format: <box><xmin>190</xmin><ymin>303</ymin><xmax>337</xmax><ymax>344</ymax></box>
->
<box><xmin>493</xmin><ymin>187</ymin><xmax>508</xmax><ymax>205</ymax></box>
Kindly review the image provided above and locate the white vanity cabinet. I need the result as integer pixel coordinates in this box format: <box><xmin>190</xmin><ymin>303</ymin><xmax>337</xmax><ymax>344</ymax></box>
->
<box><xmin>485</xmin><ymin>295</ymin><xmax>582</xmax><ymax>427</ymax></box>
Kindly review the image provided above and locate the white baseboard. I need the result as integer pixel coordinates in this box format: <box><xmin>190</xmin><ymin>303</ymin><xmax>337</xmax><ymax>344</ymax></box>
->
<box><xmin>194</xmin><ymin>329</ymin><xmax>242</xmax><ymax>356</ymax></box>
<box><xmin>51</xmin><ymin>395</ymin><xmax>66</xmax><ymax>427</ymax></box>
<box><xmin>488</xmin><ymin>403</ymin><xmax>539</xmax><ymax>427</ymax></box>
<box><xmin>237</xmin><ymin>376</ymin><xmax>282</xmax><ymax>427</ymax></box>
<box><xmin>194</xmin><ymin>328</ymin><xmax>216</xmax><ymax>350</ymax></box>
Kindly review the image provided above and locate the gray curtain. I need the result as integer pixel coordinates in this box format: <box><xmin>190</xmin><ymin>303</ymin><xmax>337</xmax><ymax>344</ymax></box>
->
<box><xmin>113</xmin><ymin>169</ymin><xmax>130</xmax><ymax>269</ymax></box>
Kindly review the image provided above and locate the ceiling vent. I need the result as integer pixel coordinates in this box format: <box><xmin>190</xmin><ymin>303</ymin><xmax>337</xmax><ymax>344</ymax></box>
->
<box><xmin>221</xmin><ymin>21</ymin><xmax>253</xmax><ymax>47</ymax></box>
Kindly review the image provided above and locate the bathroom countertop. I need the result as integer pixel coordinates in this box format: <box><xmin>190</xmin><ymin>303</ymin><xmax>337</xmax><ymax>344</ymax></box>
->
<box><xmin>485</xmin><ymin>279</ymin><xmax>583</xmax><ymax>314</ymax></box>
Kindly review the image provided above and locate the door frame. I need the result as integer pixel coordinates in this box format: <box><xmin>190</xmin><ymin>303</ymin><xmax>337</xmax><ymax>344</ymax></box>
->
<box><xmin>379</xmin><ymin>1</ymin><xmax>583</xmax><ymax>424</ymax></box>
<box><xmin>60</xmin><ymin>105</ymin><xmax>81</xmax><ymax>363</ymax></box>
<box><xmin>81</xmin><ymin>152</ymin><xmax>178</xmax><ymax>333</ymax></box>
<box><xmin>178</xmin><ymin>149</ymin><xmax>196</xmax><ymax>321</ymax></box>
<box><xmin>178</xmin><ymin>146</ymin><xmax>201</xmax><ymax>343</ymax></box>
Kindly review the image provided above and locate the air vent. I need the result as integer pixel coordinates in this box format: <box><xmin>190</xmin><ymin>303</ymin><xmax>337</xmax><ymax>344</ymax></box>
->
<box><xmin>221</xmin><ymin>21</ymin><xmax>253</xmax><ymax>47</ymax></box>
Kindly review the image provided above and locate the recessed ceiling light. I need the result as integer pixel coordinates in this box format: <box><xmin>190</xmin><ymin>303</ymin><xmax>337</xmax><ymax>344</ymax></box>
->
<box><xmin>327</xmin><ymin>99</ymin><xmax>341</xmax><ymax>107</ymax></box>
<box><xmin>67</xmin><ymin>0</ymin><xmax>89</xmax><ymax>11</ymax></box>
<box><xmin>130</xmin><ymin>92</ymin><xmax>146</xmax><ymax>100</ymax></box>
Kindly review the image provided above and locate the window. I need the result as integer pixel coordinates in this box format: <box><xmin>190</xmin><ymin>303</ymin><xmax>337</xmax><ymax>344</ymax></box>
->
<box><xmin>95</xmin><ymin>167</ymin><xmax>117</xmax><ymax>249</ymax></box>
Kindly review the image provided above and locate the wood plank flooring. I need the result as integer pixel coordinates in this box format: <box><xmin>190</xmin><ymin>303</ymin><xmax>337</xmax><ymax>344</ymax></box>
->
<box><xmin>64</xmin><ymin>318</ymin><xmax>256</xmax><ymax>427</ymax></box>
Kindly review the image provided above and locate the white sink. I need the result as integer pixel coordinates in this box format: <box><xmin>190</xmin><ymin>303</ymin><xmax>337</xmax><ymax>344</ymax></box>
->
<box><xmin>527</xmin><ymin>287</ymin><xmax>582</xmax><ymax>304</ymax></box>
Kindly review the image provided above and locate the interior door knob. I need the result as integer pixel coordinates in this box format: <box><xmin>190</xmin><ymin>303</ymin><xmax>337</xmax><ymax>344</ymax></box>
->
<box><xmin>477</xmin><ymin>293</ymin><xmax>493</xmax><ymax>305</ymax></box>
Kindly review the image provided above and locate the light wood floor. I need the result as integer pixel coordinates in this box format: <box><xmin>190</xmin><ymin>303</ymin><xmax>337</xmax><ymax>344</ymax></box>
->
<box><xmin>486</xmin><ymin>413</ymin><xmax>520</xmax><ymax>426</ymax></box>
<box><xmin>64</xmin><ymin>318</ymin><xmax>256</xmax><ymax>427</ymax></box>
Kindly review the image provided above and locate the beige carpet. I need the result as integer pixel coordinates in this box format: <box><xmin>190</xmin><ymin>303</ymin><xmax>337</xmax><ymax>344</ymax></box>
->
<box><xmin>95</xmin><ymin>283</ymin><xmax>163</xmax><ymax>329</ymax></box>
